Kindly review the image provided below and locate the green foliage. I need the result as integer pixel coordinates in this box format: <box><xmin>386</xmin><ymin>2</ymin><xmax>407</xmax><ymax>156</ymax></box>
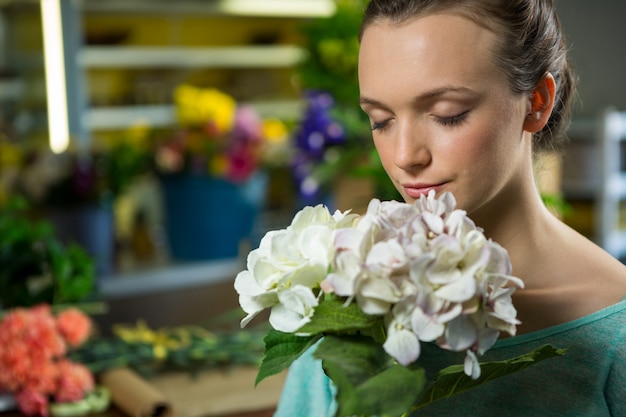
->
<box><xmin>254</xmin><ymin>297</ymin><xmax>566</xmax><ymax>417</ymax></box>
<box><xmin>298</xmin><ymin>294</ymin><xmax>385</xmax><ymax>335</ymax></box>
<box><xmin>316</xmin><ymin>335</ymin><xmax>427</xmax><ymax>417</ymax></box>
<box><xmin>0</xmin><ymin>198</ymin><xmax>96</xmax><ymax>308</ymax></box>
<box><xmin>296</xmin><ymin>0</ymin><xmax>368</xmax><ymax>107</ymax></box>
<box><xmin>413</xmin><ymin>344</ymin><xmax>566</xmax><ymax>411</ymax></box>
<box><xmin>103</xmin><ymin>140</ymin><xmax>151</xmax><ymax>198</ymax></box>
<box><xmin>256</xmin><ymin>330</ymin><xmax>321</xmax><ymax>385</ymax></box>
<box><xmin>69</xmin><ymin>324</ymin><xmax>267</xmax><ymax>379</ymax></box>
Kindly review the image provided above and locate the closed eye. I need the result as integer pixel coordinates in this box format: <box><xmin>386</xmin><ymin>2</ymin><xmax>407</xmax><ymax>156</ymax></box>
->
<box><xmin>434</xmin><ymin>111</ymin><xmax>469</xmax><ymax>127</ymax></box>
<box><xmin>371</xmin><ymin>119</ymin><xmax>392</xmax><ymax>131</ymax></box>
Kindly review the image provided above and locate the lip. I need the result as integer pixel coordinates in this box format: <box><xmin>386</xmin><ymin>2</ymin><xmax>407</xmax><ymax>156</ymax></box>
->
<box><xmin>402</xmin><ymin>182</ymin><xmax>447</xmax><ymax>199</ymax></box>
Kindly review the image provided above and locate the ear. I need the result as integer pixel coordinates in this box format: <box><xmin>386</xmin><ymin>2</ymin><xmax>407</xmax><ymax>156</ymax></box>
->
<box><xmin>523</xmin><ymin>73</ymin><xmax>556</xmax><ymax>133</ymax></box>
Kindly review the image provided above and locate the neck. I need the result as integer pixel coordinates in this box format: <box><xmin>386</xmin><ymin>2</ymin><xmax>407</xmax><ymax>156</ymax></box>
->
<box><xmin>470</xmin><ymin>166</ymin><xmax>558</xmax><ymax>286</ymax></box>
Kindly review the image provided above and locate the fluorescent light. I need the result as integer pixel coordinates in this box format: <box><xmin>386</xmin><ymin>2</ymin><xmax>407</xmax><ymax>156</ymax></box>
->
<box><xmin>41</xmin><ymin>0</ymin><xmax>70</xmax><ymax>154</ymax></box>
<box><xmin>219</xmin><ymin>0</ymin><xmax>336</xmax><ymax>17</ymax></box>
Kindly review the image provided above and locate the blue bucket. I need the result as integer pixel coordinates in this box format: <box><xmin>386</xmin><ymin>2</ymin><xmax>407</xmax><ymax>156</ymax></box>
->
<box><xmin>160</xmin><ymin>172</ymin><xmax>267</xmax><ymax>261</ymax></box>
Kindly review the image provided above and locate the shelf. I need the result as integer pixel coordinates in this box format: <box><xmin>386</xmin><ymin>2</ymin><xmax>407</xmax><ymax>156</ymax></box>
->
<box><xmin>79</xmin><ymin>0</ymin><xmax>336</xmax><ymax>18</ymax></box>
<box><xmin>86</xmin><ymin>105</ymin><xmax>173</xmax><ymax>129</ymax></box>
<box><xmin>98</xmin><ymin>257</ymin><xmax>243</xmax><ymax>299</ymax></box>
<box><xmin>85</xmin><ymin>99</ymin><xmax>304</xmax><ymax>130</ymax></box>
<box><xmin>79</xmin><ymin>45</ymin><xmax>306</xmax><ymax>69</ymax></box>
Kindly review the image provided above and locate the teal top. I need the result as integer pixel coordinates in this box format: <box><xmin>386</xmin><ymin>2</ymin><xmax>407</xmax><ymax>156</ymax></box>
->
<box><xmin>273</xmin><ymin>298</ymin><xmax>626</xmax><ymax>417</ymax></box>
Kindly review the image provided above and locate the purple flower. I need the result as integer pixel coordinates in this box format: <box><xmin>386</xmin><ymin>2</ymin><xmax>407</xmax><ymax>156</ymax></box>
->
<box><xmin>291</xmin><ymin>90</ymin><xmax>347</xmax><ymax>202</ymax></box>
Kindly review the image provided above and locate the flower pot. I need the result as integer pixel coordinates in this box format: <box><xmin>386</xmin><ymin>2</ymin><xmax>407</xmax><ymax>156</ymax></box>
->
<box><xmin>45</xmin><ymin>204</ymin><xmax>115</xmax><ymax>278</ymax></box>
<box><xmin>160</xmin><ymin>172</ymin><xmax>267</xmax><ymax>261</ymax></box>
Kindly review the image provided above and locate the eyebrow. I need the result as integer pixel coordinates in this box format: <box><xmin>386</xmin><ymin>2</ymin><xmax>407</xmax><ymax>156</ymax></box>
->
<box><xmin>359</xmin><ymin>86</ymin><xmax>475</xmax><ymax>107</ymax></box>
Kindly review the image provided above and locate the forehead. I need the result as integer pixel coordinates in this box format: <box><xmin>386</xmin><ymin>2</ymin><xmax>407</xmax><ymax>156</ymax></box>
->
<box><xmin>358</xmin><ymin>13</ymin><xmax>505</xmax><ymax>99</ymax></box>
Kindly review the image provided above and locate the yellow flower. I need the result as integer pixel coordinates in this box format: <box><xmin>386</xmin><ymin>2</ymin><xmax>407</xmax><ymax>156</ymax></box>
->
<box><xmin>262</xmin><ymin>118</ymin><xmax>288</xmax><ymax>144</ymax></box>
<box><xmin>113</xmin><ymin>321</ymin><xmax>190</xmax><ymax>361</ymax></box>
<box><xmin>198</xmin><ymin>88</ymin><xmax>236</xmax><ymax>134</ymax></box>
<box><xmin>174</xmin><ymin>84</ymin><xmax>236</xmax><ymax>134</ymax></box>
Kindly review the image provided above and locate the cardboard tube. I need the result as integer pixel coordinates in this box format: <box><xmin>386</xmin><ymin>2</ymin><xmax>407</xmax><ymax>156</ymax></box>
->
<box><xmin>100</xmin><ymin>367</ymin><xmax>173</xmax><ymax>417</ymax></box>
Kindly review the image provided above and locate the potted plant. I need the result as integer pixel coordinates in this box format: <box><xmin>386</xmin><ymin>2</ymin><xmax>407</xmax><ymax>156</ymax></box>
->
<box><xmin>144</xmin><ymin>84</ymin><xmax>289</xmax><ymax>261</ymax></box>
<box><xmin>0</xmin><ymin>198</ymin><xmax>96</xmax><ymax>309</ymax></box>
<box><xmin>1</xmin><ymin>135</ymin><xmax>149</xmax><ymax>276</ymax></box>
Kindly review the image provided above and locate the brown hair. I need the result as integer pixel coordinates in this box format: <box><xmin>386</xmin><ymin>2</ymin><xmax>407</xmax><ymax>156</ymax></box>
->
<box><xmin>359</xmin><ymin>0</ymin><xmax>576</xmax><ymax>153</ymax></box>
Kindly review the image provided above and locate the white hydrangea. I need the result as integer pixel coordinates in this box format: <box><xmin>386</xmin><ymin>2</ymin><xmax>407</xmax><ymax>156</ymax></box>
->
<box><xmin>321</xmin><ymin>191</ymin><xmax>524</xmax><ymax>377</ymax></box>
<box><xmin>235</xmin><ymin>204</ymin><xmax>358</xmax><ymax>333</ymax></box>
<box><xmin>236</xmin><ymin>191</ymin><xmax>523</xmax><ymax>379</ymax></box>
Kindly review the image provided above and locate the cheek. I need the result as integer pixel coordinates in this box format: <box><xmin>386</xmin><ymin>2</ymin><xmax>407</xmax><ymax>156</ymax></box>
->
<box><xmin>442</xmin><ymin>126</ymin><xmax>493</xmax><ymax>163</ymax></box>
<box><xmin>373</xmin><ymin>136</ymin><xmax>394</xmax><ymax>170</ymax></box>
<box><xmin>443</xmin><ymin>121</ymin><xmax>510</xmax><ymax>181</ymax></box>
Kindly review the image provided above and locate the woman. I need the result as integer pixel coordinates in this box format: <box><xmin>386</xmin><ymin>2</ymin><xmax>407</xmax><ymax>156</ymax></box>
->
<box><xmin>274</xmin><ymin>1</ymin><xmax>626</xmax><ymax>415</ymax></box>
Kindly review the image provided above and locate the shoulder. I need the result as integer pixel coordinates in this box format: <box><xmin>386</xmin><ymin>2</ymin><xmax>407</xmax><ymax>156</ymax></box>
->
<box><xmin>513</xmin><ymin>221</ymin><xmax>626</xmax><ymax>333</ymax></box>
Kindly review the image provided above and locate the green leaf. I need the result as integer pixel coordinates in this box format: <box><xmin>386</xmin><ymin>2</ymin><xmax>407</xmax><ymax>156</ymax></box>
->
<box><xmin>297</xmin><ymin>296</ymin><xmax>384</xmax><ymax>335</ymax></box>
<box><xmin>255</xmin><ymin>330</ymin><xmax>321</xmax><ymax>386</ymax></box>
<box><xmin>315</xmin><ymin>335</ymin><xmax>427</xmax><ymax>417</ymax></box>
<box><xmin>414</xmin><ymin>344</ymin><xmax>566</xmax><ymax>410</ymax></box>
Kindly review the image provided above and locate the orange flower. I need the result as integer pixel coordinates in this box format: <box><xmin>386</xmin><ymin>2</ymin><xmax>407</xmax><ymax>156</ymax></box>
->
<box><xmin>26</xmin><ymin>311</ymin><xmax>66</xmax><ymax>361</ymax></box>
<box><xmin>22</xmin><ymin>357</ymin><xmax>59</xmax><ymax>396</ymax></box>
<box><xmin>56</xmin><ymin>308</ymin><xmax>92</xmax><ymax>347</ymax></box>
<box><xmin>0</xmin><ymin>341</ymin><xmax>31</xmax><ymax>391</ymax></box>
<box><xmin>0</xmin><ymin>305</ymin><xmax>97</xmax><ymax>416</ymax></box>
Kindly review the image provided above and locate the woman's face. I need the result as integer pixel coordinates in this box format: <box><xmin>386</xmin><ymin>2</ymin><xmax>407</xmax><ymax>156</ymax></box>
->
<box><xmin>358</xmin><ymin>13</ymin><xmax>531</xmax><ymax>218</ymax></box>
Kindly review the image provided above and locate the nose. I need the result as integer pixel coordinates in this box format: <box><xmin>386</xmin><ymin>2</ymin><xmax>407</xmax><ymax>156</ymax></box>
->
<box><xmin>393</xmin><ymin>120</ymin><xmax>431</xmax><ymax>171</ymax></box>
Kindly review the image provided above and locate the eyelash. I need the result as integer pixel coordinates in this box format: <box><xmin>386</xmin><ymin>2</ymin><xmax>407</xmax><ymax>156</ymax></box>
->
<box><xmin>435</xmin><ymin>111</ymin><xmax>469</xmax><ymax>127</ymax></box>
<box><xmin>370</xmin><ymin>111</ymin><xmax>469</xmax><ymax>131</ymax></box>
<box><xmin>371</xmin><ymin>120</ymin><xmax>391</xmax><ymax>131</ymax></box>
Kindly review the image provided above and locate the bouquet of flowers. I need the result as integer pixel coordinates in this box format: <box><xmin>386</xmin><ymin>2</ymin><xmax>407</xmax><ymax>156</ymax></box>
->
<box><xmin>235</xmin><ymin>191</ymin><xmax>563</xmax><ymax>417</ymax></box>
<box><xmin>0</xmin><ymin>304</ymin><xmax>109</xmax><ymax>417</ymax></box>
<box><xmin>153</xmin><ymin>84</ymin><xmax>289</xmax><ymax>184</ymax></box>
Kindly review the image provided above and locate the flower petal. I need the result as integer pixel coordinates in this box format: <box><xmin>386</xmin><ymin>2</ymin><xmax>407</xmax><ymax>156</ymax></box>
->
<box><xmin>444</xmin><ymin>315</ymin><xmax>478</xmax><ymax>351</ymax></box>
<box><xmin>464</xmin><ymin>350</ymin><xmax>481</xmax><ymax>379</ymax></box>
<box><xmin>434</xmin><ymin>272</ymin><xmax>477</xmax><ymax>303</ymax></box>
<box><xmin>383</xmin><ymin>322</ymin><xmax>421</xmax><ymax>366</ymax></box>
<box><xmin>411</xmin><ymin>307</ymin><xmax>445</xmax><ymax>342</ymax></box>
<box><xmin>269</xmin><ymin>285</ymin><xmax>319</xmax><ymax>333</ymax></box>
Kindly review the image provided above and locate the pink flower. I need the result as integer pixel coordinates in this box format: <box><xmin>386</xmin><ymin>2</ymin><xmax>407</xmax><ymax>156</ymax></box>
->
<box><xmin>56</xmin><ymin>308</ymin><xmax>91</xmax><ymax>347</ymax></box>
<box><xmin>226</xmin><ymin>144</ymin><xmax>258</xmax><ymax>183</ymax></box>
<box><xmin>55</xmin><ymin>360</ymin><xmax>94</xmax><ymax>403</ymax></box>
<box><xmin>232</xmin><ymin>106</ymin><xmax>264</xmax><ymax>144</ymax></box>
<box><xmin>15</xmin><ymin>389</ymin><xmax>49</xmax><ymax>417</ymax></box>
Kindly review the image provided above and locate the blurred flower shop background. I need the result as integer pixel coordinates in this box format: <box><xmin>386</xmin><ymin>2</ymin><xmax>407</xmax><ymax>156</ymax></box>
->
<box><xmin>0</xmin><ymin>0</ymin><xmax>624</xmax><ymax>416</ymax></box>
<box><xmin>0</xmin><ymin>0</ymin><xmax>379</xmax><ymax>278</ymax></box>
<box><xmin>0</xmin><ymin>1</ymin><xmax>379</xmax><ymax>416</ymax></box>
